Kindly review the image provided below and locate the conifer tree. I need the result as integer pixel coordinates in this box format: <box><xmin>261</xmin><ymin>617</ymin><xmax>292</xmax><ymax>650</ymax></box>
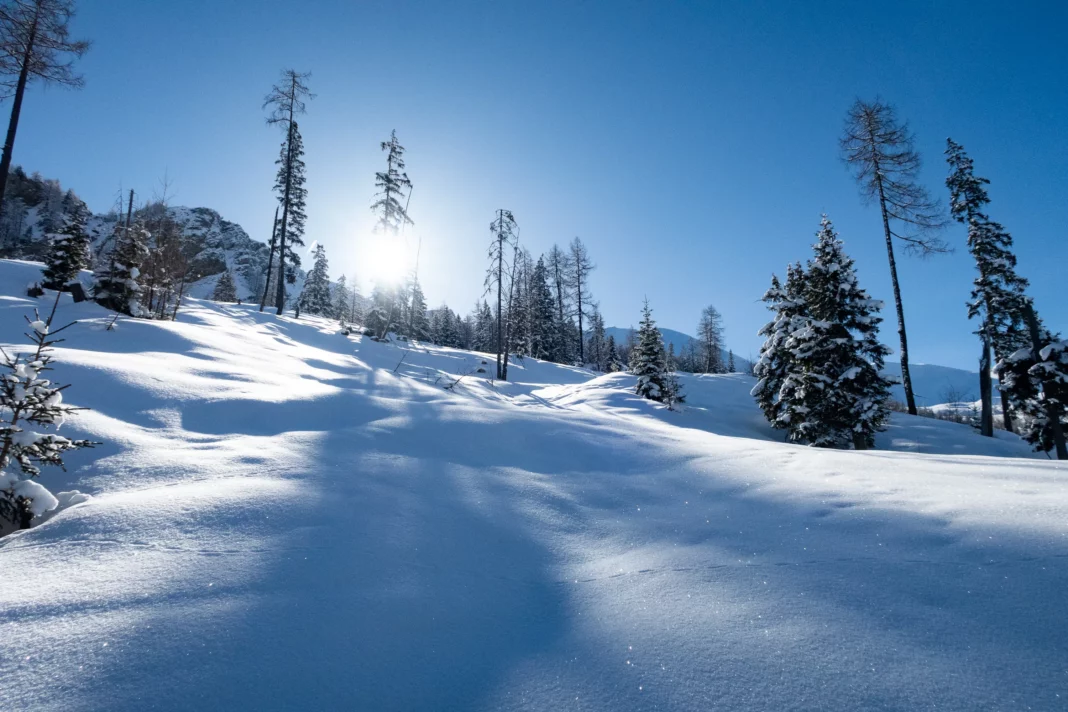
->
<box><xmin>568</xmin><ymin>237</ymin><xmax>595</xmax><ymax>362</ymax></box>
<box><xmin>299</xmin><ymin>244</ymin><xmax>332</xmax><ymax>316</ymax></box>
<box><xmin>263</xmin><ymin>70</ymin><xmax>312</xmax><ymax>316</ymax></box>
<box><xmin>0</xmin><ymin>293</ymin><xmax>92</xmax><ymax>530</ymax></box>
<box><xmin>333</xmin><ymin>275</ymin><xmax>348</xmax><ymax>323</ymax></box>
<box><xmin>998</xmin><ymin>305</ymin><xmax>1067</xmax><ymax>459</ymax></box>
<box><xmin>697</xmin><ymin>305</ymin><xmax>725</xmax><ymax>373</ymax></box>
<box><xmin>604</xmin><ymin>334</ymin><xmax>621</xmax><ymax>372</ymax></box>
<box><xmin>945</xmin><ymin>138</ymin><xmax>1031</xmax><ymax>434</ymax></box>
<box><xmin>485</xmin><ymin>209</ymin><xmax>518</xmax><ymax>379</ymax></box>
<box><xmin>94</xmin><ymin>219</ymin><xmax>148</xmax><ymax>317</ymax></box>
<box><xmin>634</xmin><ymin>300</ymin><xmax>670</xmax><ymax>402</ymax></box>
<box><xmin>406</xmin><ymin>278</ymin><xmax>430</xmax><ymax>341</ymax></box>
<box><xmin>370</xmin><ymin>129</ymin><xmax>414</xmax><ymax>338</ymax></box>
<box><xmin>727</xmin><ymin>350</ymin><xmax>735</xmax><ymax>373</ymax></box>
<box><xmin>212</xmin><ymin>270</ymin><xmax>237</xmax><ymax>302</ymax></box>
<box><xmin>41</xmin><ymin>200</ymin><xmax>88</xmax><ymax>289</ymax></box>
<box><xmin>841</xmin><ymin>99</ymin><xmax>948</xmax><ymax>415</ymax></box>
<box><xmin>752</xmin><ymin>267</ymin><xmax>807</xmax><ymax>430</ymax></box>
<box><xmin>546</xmin><ymin>244</ymin><xmax>572</xmax><ymax>362</ymax></box>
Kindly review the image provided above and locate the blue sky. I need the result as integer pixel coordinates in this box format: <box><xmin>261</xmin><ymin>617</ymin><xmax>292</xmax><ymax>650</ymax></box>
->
<box><xmin>9</xmin><ymin>0</ymin><xmax>1067</xmax><ymax>369</ymax></box>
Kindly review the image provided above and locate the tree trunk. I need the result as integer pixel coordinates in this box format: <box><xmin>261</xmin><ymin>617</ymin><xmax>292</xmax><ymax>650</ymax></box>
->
<box><xmin>874</xmin><ymin>169</ymin><xmax>918</xmax><ymax>414</ymax></box>
<box><xmin>0</xmin><ymin>9</ymin><xmax>38</xmax><ymax>218</ymax></box>
<box><xmin>1024</xmin><ymin>304</ymin><xmax>1067</xmax><ymax>460</ymax></box>
<box><xmin>275</xmin><ymin>94</ymin><xmax>296</xmax><ymax>316</ymax></box>
<box><xmin>999</xmin><ymin>384</ymin><xmax>1014</xmax><ymax>433</ymax></box>
<box><xmin>496</xmin><ymin>214</ymin><xmax>504</xmax><ymax>380</ymax></box>
<box><xmin>576</xmin><ymin>280</ymin><xmax>584</xmax><ymax>363</ymax></box>
<box><xmin>260</xmin><ymin>207</ymin><xmax>279</xmax><ymax>311</ymax></box>
<box><xmin>978</xmin><ymin>336</ymin><xmax>994</xmax><ymax>437</ymax></box>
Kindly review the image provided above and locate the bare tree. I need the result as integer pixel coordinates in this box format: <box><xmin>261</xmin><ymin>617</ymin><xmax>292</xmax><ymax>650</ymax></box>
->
<box><xmin>696</xmin><ymin>305</ymin><xmax>725</xmax><ymax>373</ymax></box>
<box><xmin>485</xmin><ymin>209</ymin><xmax>518</xmax><ymax>380</ymax></box>
<box><xmin>0</xmin><ymin>0</ymin><xmax>89</xmax><ymax>215</ymax></box>
<box><xmin>567</xmin><ymin>237</ymin><xmax>595</xmax><ymax>363</ymax></box>
<box><xmin>840</xmin><ymin>98</ymin><xmax>948</xmax><ymax>414</ymax></box>
<box><xmin>263</xmin><ymin>69</ymin><xmax>312</xmax><ymax>316</ymax></box>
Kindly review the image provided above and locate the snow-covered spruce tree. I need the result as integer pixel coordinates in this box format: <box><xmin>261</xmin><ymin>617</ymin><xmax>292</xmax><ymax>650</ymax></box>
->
<box><xmin>41</xmin><ymin>202</ymin><xmax>90</xmax><ymax>290</ymax></box>
<box><xmin>727</xmin><ymin>350</ymin><xmax>736</xmax><ymax>373</ymax></box>
<box><xmin>299</xmin><ymin>244</ymin><xmax>333</xmax><ymax>316</ymax></box>
<box><xmin>604</xmin><ymin>334</ymin><xmax>622</xmax><ymax>373</ymax></box>
<box><xmin>998</xmin><ymin>307</ymin><xmax>1068</xmax><ymax>459</ymax></box>
<box><xmin>634</xmin><ymin>300</ymin><xmax>671</xmax><ymax>402</ymax></box>
<box><xmin>785</xmin><ymin>217</ymin><xmax>892</xmax><ymax>449</ymax></box>
<box><xmin>945</xmin><ymin>138</ymin><xmax>1032</xmax><ymax>435</ymax></box>
<box><xmin>752</xmin><ymin>264</ymin><xmax>808</xmax><ymax>430</ymax></box>
<box><xmin>94</xmin><ymin>220</ymin><xmax>149</xmax><ymax>317</ymax></box>
<box><xmin>0</xmin><ymin>294</ymin><xmax>93</xmax><ymax>531</ymax></box>
<box><xmin>212</xmin><ymin>270</ymin><xmax>238</xmax><ymax>302</ymax></box>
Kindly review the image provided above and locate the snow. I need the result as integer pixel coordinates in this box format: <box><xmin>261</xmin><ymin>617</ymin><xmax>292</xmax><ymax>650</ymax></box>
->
<box><xmin>0</xmin><ymin>258</ymin><xmax>1065</xmax><ymax>710</ymax></box>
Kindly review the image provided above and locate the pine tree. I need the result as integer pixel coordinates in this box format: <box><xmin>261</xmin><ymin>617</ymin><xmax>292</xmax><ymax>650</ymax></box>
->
<box><xmin>752</xmin><ymin>267</ymin><xmax>807</xmax><ymax>430</ymax></box>
<box><xmin>727</xmin><ymin>350</ymin><xmax>735</xmax><ymax>373</ymax></box>
<box><xmin>406</xmin><ymin>278</ymin><xmax>430</xmax><ymax>340</ymax></box>
<box><xmin>41</xmin><ymin>201</ymin><xmax>88</xmax><ymax>289</ymax></box>
<box><xmin>263</xmin><ymin>70</ymin><xmax>312</xmax><ymax>316</ymax></box>
<box><xmin>762</xmin><ymin>217</ymin><xmax>892</xmax><ymax>449</ymax></box>
<box><xmin>945</xmin><ymin>138</ymin><xmax>1032</xmax><ymax>435</ymax></box>
<box><xmin>212</xmin><ymin>270</ymin><xmax>238</xmax><ymax>302</ymax></box>
<box><xmin>604</xmin><ymin>334</ymin><xmax>621</xmax><ymax>372</ymax></box>
<box><xmin>333</xmin><ymin>275</ymin><xmax>348</xmax><ymax>323</ymax></box>
<box><xmin>634</xmin><ymin>300</ymin><xmax>670</xmax><ymax>402</ymax></box>
<box><xmin>299</xmin><ymin>244</ymin><xmax>332</xmax><ymax>316</ymax></box>
<box><xmin>370</xmin><ymin>130</ymin><xmax>414</xmax><ymax>339</ymax></box>
<box><xmin>0</xmin><ymin>293</ymin><xmax>92</xmax><ymax>530</ymax></box>
<box><xmin>662</xmin><ymin>341</ymin><xmax>685</xmax><ymax>409</ymax></box>
<box><xmin>841</xmin><ymin>99</ymin><xmax>948</xmax><ymax>415</ymax></box>
<box><xmin>94</xmin><ymin>219</ymin><xmax>148</xmax><ymax>317</ymax></box>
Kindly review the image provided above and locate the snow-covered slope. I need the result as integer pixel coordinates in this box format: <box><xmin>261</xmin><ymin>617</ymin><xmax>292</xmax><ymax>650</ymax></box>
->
<box><xmin>1</xmin><ymin>259</ymin><xmax>1066</xmax><ymax>711</ymax></box>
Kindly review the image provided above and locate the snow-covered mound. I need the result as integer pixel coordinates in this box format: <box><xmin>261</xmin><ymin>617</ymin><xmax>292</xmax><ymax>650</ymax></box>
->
<box><xmin>0</xmin><ymin>259</ymin><xmax>1065</xmax><ymax>711</ymax></box>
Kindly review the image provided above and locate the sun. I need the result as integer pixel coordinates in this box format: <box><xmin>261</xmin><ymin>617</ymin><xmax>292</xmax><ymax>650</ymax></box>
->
<box><xmin>365</xmin><ymin>237</ymin><xmax>412</xmax><ymax>286</ymax></box>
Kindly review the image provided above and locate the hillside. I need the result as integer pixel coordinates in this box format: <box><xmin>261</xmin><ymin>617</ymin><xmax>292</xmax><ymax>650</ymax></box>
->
<box><xmin>0</xmin><ymin>258</ymin><xmax>1064</xmax><ymax>711</ymax></box>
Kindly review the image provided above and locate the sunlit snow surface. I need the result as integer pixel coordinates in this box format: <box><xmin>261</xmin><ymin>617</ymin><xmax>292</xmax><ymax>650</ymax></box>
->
<box><xmin>0</xmin><ymin>259</ymin><xmax>1065</xmax><ymax>711</ymax></box>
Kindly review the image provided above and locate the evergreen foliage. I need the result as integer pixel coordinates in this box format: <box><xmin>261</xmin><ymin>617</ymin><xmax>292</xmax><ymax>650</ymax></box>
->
<box><xmin>94</xmin><ymin>220</ymin><xmax>149</xmax><ymax>317</ymax></box>
<box><xmin>634</xmin><ymin>300</ymin><xmax>680</xmax><ymax>404</ymax></box>
<box><xmin>41</xmin><ymin>200</ymin><xmax>89</xmax><ymax>290</ymax></box>
<box><xmin>212</xmin><ymin>270</ymin><xmax>238</xmax><ymax>302</ymax></box>
<box><xmin>299</xmin><ymin>244</ymin><xmax>332</xmax><ymax>316</ymax></box>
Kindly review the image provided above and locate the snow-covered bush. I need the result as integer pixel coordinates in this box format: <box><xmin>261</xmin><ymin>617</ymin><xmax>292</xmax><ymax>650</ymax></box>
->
<box><xmin>0</xmin><ymin>294</ymin><xmax>93</xmax><ymax>532</ymax></box>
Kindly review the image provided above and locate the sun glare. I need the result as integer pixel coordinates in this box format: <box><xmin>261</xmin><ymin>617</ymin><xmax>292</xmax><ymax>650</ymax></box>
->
<box><xmin>365</xmin><ymin>238</ymin><xmax>412</xmax><ymax>285</ymax></box>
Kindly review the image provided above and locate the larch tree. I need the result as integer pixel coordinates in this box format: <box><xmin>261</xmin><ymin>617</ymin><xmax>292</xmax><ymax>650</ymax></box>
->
<box><xmin>485</xmin><ymin>209</ymin><xmax>518</xmax><ymax>379</ymax></box>
<box><xmin>840</xmin><ymin>98</ymin><xmax>948</xmax><ymax>415</ymax></box>
<box><xmin>696</xmin><ymin>305</ymin><xmax>725</xmax><ymax>373</ymax></box>
<box><xmin>263</xmin><ymin>69</ymin><xmax>312</xmax><ymax>316</ymax></box>
<box><xmin>945</xmin><ymin>138</ymin><xmax>1031</xmax><ymax>435</ymax></box>
<box><xmin>546</xmin><ymin>244</ymin><xmax>571</xmax><ymax>362</ymax></box>
<box><xmin>0</xmin><ymin>0</ymin><xmax>89</xmax><ymax>216</ymax></box>
<box><xmin>568</xmin><ymin>237</ymin><xmax>595</xmax><ymax>363</ymax></box>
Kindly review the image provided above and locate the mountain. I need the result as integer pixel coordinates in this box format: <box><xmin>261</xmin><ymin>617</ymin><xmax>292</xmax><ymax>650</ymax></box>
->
<box><xmin>0</xmin><ymin>166</ymin><xmax>283</xmax><ymax>302</ymax></box>
<box><xmin>882</xmin><ymin>362</ymin><xmax>984</xmax><ymax>409</ymax></box>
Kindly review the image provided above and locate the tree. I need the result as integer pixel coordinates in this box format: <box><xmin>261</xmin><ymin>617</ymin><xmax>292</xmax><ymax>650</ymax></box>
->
<box><xmin>755</xmin><ymin>217</ymin><xmax>892</xmax><ymax>449</ymax></box>
<box><xmin>998</xmin><ymin>304</ymin><xmax>1067</xmax><ymax>459</ymax></box>
<box><xmin>212</xmin><ymin>270</ymin><xmax>238</xmax><ymax>302</ymax></box>
<box><xmin>0</xmin><ymin>292</ymin><xmax>92</xmax><ymax>530</ymax></box>
<box><xmin>634</xmin><ymin>299</ymin><xmax>671</xmax><ymax>403</ymax></box>
<box><xmin>945</xmin><ymin>138</ymin><xmax>1031</xmax><ymax>435</ymax></box>
<box><xmin>752</xmin><ymin>265</ymin><xmax>808</xmax><ymax>431</ymax></box>
<box><xmin>299</xmin><ymin>244</ymin><xmax>332</xmax><ymax>316</ymax></box>
<box><xmin>370</xmin><ymin>129</ymin><xmax>414</xmax><ymax>339</ymax></box>
<box><xmin>727</xmin><ymin>350</ymin><xmax>735</xmax><ymax>373</ymax></box>
<box><xmin>40</xmin><ymin>198</ymin><xmax>87</xmax><ymax>289</ymax></box>
<box><xmin>333</xmin><ymin>275</ymin><xmax>348</xmax><ymax>322</ymax></box>
<box><xmin>94</xmin><ymin>219</ymin><xmax>148</xmax><ymax>317</ymax></box>
<box><xmin>568</xmin><ymin>237</ymin><xmax>595</xmax><ymax>363</ymax></box>
<box><xmin>406</xmin><ymin>278</ymin><xmax>430</xmax><ymax>340</ymax></box>
<box><xmin>696</xmin><ymin>305</ymin><xmax>725</xmax><ymax>373</ymax></box>
<box><xmin>0</xmin><ymin>0</ymin><xmax>89</xmax><ymax>216</ymax></box>
<box><xmin>586</xmin><ymin>308</ymin><xmax>606</xmax><ymax>371</ymax></box>
<box><xmin>546</xmin><ymin>244</ymin><xmax>572</xmax><ymax>362</ymax></box>
<box><xmin>604</xmin><ymin>334</ymin><xmax>621</xmax><ymax>372</ymax></box>
<box><xmin>841</xmin><ymin>99</ymin><xmax>948</xmax><ymax>415</ymax></box>
<box><xmin>485</xmin><ymin>209</ymin><xmax>518</xmax><ymax>379</ymax></box>
<box><xmin>259</xmin><ymin>206</ymin><xmax>279</xmax><ymax>311</ymax></box>
<box><xmin>263</xmin><ymin>69</ymin><xmax>312</xmax><ymax>316</ymax></box>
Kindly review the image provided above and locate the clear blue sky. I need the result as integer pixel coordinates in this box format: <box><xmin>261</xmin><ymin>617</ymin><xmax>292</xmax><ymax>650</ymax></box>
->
<box><xmin>10</xmin><ymin>0</ymin><xmax>1067</xmax><ymax>369</ymax></box>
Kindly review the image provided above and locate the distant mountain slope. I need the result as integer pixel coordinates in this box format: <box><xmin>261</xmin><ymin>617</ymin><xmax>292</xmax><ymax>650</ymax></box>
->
<box><xmin>605</xmin><ymin>325</ymin><xmax>752</xmax><ymax>373</ymax></box>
